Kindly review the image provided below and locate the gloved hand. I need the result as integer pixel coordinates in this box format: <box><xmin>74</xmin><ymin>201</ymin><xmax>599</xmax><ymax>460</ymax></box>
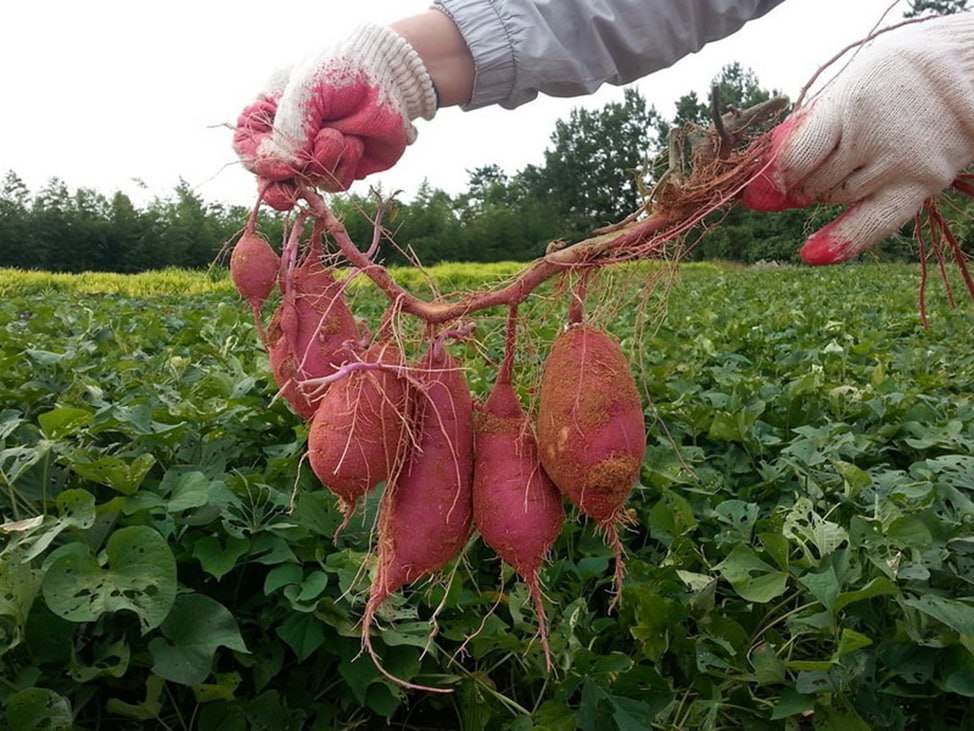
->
<box><xmin>742</xmin><ymin>13</ymin><xmax>974</xmax><ymax>264</ymax></box>
<box><xmin>234</xmin><ymin>24</ymin><xmax>437</xmax><ymax>209</ymax></box>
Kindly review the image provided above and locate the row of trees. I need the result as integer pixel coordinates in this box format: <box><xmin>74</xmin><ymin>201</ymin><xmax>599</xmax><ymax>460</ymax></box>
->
<box><xmin>0</xmin><ymin>1</ymin><xmax>967</xmax><ymax>273</ymax></box>
<box><xmin>0</xmin><ymin>175</ymin><xmax>246</xmax><ymax>273</ymax></box>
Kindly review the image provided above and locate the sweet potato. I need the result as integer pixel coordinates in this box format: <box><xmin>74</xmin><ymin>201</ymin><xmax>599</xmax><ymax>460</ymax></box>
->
<box><xmin>266</xmin><ymin>243</ymin><xmax>359</xmax><ymax>420</ymax></box>
<box><xmin>362</xmin><ymin>340</ymin><xmax>474</xmax><ymax>691</ymax></box>
<box><xmin>306</xmin><ymin>340</ymin><xmax>409</xmax><ymax>534</ymax></box>
<box><xmin>473</xmin><ymin>375</ymin><xmax>564</xmax><ymax>668</ymax></box>
<box><xmin>536</xmin><ymin>323</ymin><xmax>645</xmax><ymax>597</ymax></box>
<box><xmin>230</xmin><ymin>229</ymin><xmax>279</xmax><ymax>313</ymax></box>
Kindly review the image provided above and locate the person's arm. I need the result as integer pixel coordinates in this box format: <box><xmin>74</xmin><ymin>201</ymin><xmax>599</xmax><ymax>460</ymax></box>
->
<box><xmin>389</xmin><ymin>11</ymin><xmax>475</xmax><ymax>107</ymax></box>
<box><xmin>429</xmin><ymin>0</ymin><xmax>787</xmax><ymax>109</ymax></box>
<box><xmin>234</xmin><ymin>0</ymin><xmax>787</xmax><ymax>202</ymax></box>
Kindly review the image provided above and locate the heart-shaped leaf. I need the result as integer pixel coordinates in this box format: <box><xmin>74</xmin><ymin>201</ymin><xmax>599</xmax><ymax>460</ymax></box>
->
<box><xmin>149</xmin><ymin>593</ymin><xmax>248</xmax><ymax>686</ymax></box>
<box><xmin>42</xmin><ymin>526</ymin><xmax>176</xmax><ymax>633</ymax></box>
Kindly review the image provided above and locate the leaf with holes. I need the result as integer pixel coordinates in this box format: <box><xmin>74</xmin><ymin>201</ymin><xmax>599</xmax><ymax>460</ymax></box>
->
<box><xmin>0</xmin><ymin>558</ymin><xmax>42</xmax><ymax>653</ymax></box>
<box><xmin>69</xmin><ymin>453</ymin><xmax>156</xmax><ymax>495</ymax></box>
<box><xmin>5</xmin><ymin>687</ymin><xmax>73</xmax><ymax>731</ymax></box>
<box><xmin>1</xmin><ymin>489</ymin><xmax>96</xmax><ymax>562</ymax></box>
<box><xmin>41</xmin><ymin>526</ymin><xmax>176</xmax><ymax>633</ymax></box>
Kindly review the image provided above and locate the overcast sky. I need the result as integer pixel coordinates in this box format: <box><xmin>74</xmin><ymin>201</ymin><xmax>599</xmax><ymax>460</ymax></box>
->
<box><xmin>2</xmin><ymin>0</ymin><xmax>911</xmax><ymax>208</ymax></box>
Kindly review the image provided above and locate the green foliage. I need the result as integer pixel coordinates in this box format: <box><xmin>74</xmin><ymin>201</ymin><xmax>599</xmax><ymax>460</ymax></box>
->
<box><xmin>0</xmin><ymin>173</ymin><xmax>248</xmax><ymax>273</ymax></box>
<box><xmin>1</xmin><ymin>263</ymin><xmax>973</xmax><ymax>728</ymax></box>
<box><xmin>905</xmin><ymin>0</ymin><xmax>968</xmax><ymax>16</ymax></box>
<box><xmin>530</xmin><ymin>88</ymin><xmax>661</xmax><ymax>238</ymax></box>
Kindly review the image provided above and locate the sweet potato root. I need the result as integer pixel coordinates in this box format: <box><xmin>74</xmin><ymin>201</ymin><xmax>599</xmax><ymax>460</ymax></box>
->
<box><xmin>536</xmin><ymin>323</ymin><xmax>646</xmax><ymax>599</ymax></box>
<box><xmin>362</xmin><ymin>339</ymin><xmax>475</xmax><ymax>691</ymax></box>
<box><xmin>473</xmin><ymin>375</ymin><xmax>564</xmax><ymax>668</ymax></box>
<box><xmin>306</xmin><ymin>340</ymin><xmax>409</xmax><ymax>535</ymax></box>
<box><xmin>266</xmin><ymin>242</ymin><xmax>359</xmax><ymax>420</ymax></box>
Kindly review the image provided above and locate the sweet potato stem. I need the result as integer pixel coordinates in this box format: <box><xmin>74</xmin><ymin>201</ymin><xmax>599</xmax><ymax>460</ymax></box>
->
<box><xmin>497</xmin><ymin>305</ymin><xmax>518</xmax><ymax>386</ymax></box>
<box><xmin>304</xmin><ymin>188</ymin><xmax>675</xmax><ymax>325</ymax></box>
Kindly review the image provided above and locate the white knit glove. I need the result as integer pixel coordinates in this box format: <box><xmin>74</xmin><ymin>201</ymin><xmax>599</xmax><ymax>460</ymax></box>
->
<box><xmin>234</xmin><ymin>24</ymin><xmax>437</xmax><ymax>208</ymax></box>
<box><xmin>742</xmin><ymin>13</ymin><xmax>974</xmax><ymax>264</ymax></box>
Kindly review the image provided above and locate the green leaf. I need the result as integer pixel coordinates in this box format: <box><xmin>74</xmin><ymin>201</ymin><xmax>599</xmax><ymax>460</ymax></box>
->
<box><xmin>263</xmin><ymin>563</ymin><xmax>303</xmax><ymax>595</ymax></box>
<box><xmin>70</xmin><ymin>453</ymin><xmax>156</xmax><ymax>495</ymax></box>
<box><xmin>783</xmin><ymin>498</ymin><xmax>848</xmax><ymax>558</ymax></box>
<box><xmin>577</xmin><ymin>680</ymin><xmax>652</xmax><ymax>731</ymax></box>
<box><xmin>770</xmin><ymin>687</ymin><xmax>815</xmax><ymax>720</ymax></box>
<box><xmin>5</xmin><ymin>687</ymin><xmax>73</xmax><ymax>731</ymax></box>
<box><xmin>166</xmin><ymin>471</ymin><xmax>213</xmax><ymax>512</ymax></box>
<box><xmin>106</xmin><ymin>675</ymin><xmax>164</xmax><ymax>721</ymax></box>
<box><xmin>0</xmin><ymin>446</ymin><xmax>43</xmax><ymax>487</ymax></box>
<box><xmin>611</xmin><ymin>695</ymin><xmax>654</xmax><ymax>731</ymax></box>
<box><xmin>149</xmin><ymin>593</ymin><xmax>248</xmax><ymax>686</ymax></box>
<box><xmin>69</xmin><ymin>638</ymin><xmax>130</xmax><ymax>682</ymax></box>
<box><xmin>42</xmin><ymin>525</ymin><xmax>176</xmax><ymax>633</ymax></box>
<box><xmin>749</xmin><ymin>642</ymin><xmax>786</xmax><ymax>685</ymax></box>
<box><xmin>0</xmin><ymin>409</ymin><xmax>25</xmax><ymax>441</ymax></box>
<box><xmin>834</xmin><ymin>577</ymin><xmax>899</xmax><ymax>611</ymax></box>
<box><xmin>795</xmin><ymin>670</ymin><xmax>835</xmax><ymax>694</ymax></box>
<box><xmin>815</xmin><ymin>702</ymin><xmax>872</xmax><ymax>731</ymax></box>
<box><xmin>717</xmin><ymin>544</ymin><xmax>789</xmax><ymax>603</ymax></box>
<box><xmin>192</xmin><ymin>535</ymin><xmax>250</xmax><ymax>581</ymax></box>
<box><xmin>835</xmin><ymin>628</ymin><xmax>872</xmax><ymax>659</ymax></box>
<box><xmin>193</xmin><ymin>671</ymin><xmax>243</xmax><ymax>703</ymax></box>
<box><xmin>1</xmin><ymin>489</ymin><xmax>96</xmax><ymax>562</ymax></box>
<box><xmin>714</xmin><ymin>500</ymin><xmax>759</xmax><ymax>536</ymax></box>
<box><xmin>276</xmin><ymin>612</ymin><xmax>326</xmax><ymax>662</ymax></box>
<box><xmin>759</xmin><ymin>532</ymin><xmax>791</xmax><ymax>572</ymax></box>
<box><xmin>283</xmin><ymin>570</ymin><xmax>328</xmax><ymax>611</ymax></box>
<box><xmin>800</xmin><ymin>567</ymin><xmax>840</xmax><ymax>611</ymax></box>
<box><xmin>0</xmin><ymin>558</ymin><xmax>41</xmax><ymax>653</ymax></box>
<box><xmin>902</xmin><ymin>594</ymin><xmax>974</xmax><ymax>652</ymax></box>
<box><xmin>37</xmin><ymin>406</ymin><xmax>92</xmax><ymax>440</ymax></box>
<box><xmin>832</xmin><ymin>459</ymin><xmax>871</xmax><ymax>497</ymax></box>
<box><xmin>708</xmin><ymin>411</ymin><xmax>741</xmax><ymax>441</ymax></box>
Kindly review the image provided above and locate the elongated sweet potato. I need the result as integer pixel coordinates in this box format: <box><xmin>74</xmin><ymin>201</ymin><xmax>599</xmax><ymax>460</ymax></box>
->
<box><xmin>473</xmin><ymin>376</ymin><xmax>564</xmax><ymax>668</ymax></box>
<box><xmin>306</xmin><ymin>340</ymin><xmax>409</xmax><ymax>534</ymax></box>
<box><xmin>536</xmin><ymin>323</ymin><xmax>645</xmax><ymax>597</ymax></box>
<box><xmin>266</xmin><ymin>244</ymin><xmax>359</xmax><ymax>420</ymax></box>
<box><xmin>362</xmin><ymin>340</ymin><xmax>474</xmax><ymax>691</ymax></box>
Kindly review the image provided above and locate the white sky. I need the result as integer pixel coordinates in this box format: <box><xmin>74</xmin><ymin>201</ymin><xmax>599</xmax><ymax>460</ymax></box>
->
<box><xmin>1</xmin><ymin>0</ymin><xmax>911</xmax><ymax>208</ymax></box>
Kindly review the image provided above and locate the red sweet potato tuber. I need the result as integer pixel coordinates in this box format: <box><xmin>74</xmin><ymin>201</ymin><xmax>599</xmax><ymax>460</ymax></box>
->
<box><xmin>306</xmin><ymin>340</ymin><xmax>409</xmax><ymax>534</ymax></box>
<box><xmin>536</xmin><ymin>323</ymin><xmax>646</xmax><ymax>599</ymax></box>
<box><xmin>362</xmin><ymin>339</ymin><xmax>475</xmax><ymax>692</ymax></box>
<box><xmin>266</xmin><ymin>239</ymin><xmax>359</xmax><ymax>420</ymax></box>
<box><xmin>230</xmin><ymin>229</ymin><xmax>280</xmax><ymax>313</ymax></box>
<box><xmin>473</xmin><ymin>374</ymin><xmax>564</xmax><ymax>669</ymax></box>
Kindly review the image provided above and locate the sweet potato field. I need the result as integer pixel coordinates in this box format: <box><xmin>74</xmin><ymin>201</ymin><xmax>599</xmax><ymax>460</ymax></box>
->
<box><xmin>1</xmin><ymin>262</ymin><xmax>973</xmax><ymax>730</ymax></box>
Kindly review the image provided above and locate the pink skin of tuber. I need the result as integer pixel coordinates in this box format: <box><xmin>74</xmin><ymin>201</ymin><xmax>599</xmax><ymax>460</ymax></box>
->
<box><xmin>473</xmin><ymin>375</ymin><xmax>565</xmax><ymax>670</ymax></box>
<box><xmin>535</xmin><ymin>323</ymin><xmax>646</xmax><ymax>604</ymax></box>
<box><xmin>265</xmin><ymin>221</ymin><xmax>360</xmax><ymax>421</ymax></box>
<box><xmin>362</xmin><ymin>339</ymin><xmax>475</xmax><ymax>693</ymax></box>
<box><xmin>306</xmin><ymin>340</ymin><xmax>410</xmax><ymax>536</ymax></box>
<box><xmin>229</xmin><ymin>229</ymin><xmax>280</xmax><ymax>341</ymax></box>
<box><xmin>230</xmin><ymin>230</ymin><xmax>280</xmax><ymax>311</ymax></box>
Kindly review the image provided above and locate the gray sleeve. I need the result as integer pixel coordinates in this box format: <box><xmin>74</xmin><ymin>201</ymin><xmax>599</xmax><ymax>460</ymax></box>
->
<box><xmin>431</xmin><ymin>0</ymin><xmax>787</xmax><ymax>110</ymax></box>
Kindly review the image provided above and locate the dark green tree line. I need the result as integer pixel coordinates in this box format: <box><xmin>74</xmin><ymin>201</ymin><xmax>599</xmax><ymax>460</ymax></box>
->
<box><xmin>0</xmin><ymin>172</ymin><xmax>248</xmax><ymax>273</ymax></box>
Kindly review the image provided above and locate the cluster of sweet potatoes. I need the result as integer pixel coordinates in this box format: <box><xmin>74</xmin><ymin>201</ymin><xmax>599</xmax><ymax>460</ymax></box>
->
<box><xmin>230</xmin><ymin>225</ymin><xmax>646</xmax><ymax>686</ymax></box>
